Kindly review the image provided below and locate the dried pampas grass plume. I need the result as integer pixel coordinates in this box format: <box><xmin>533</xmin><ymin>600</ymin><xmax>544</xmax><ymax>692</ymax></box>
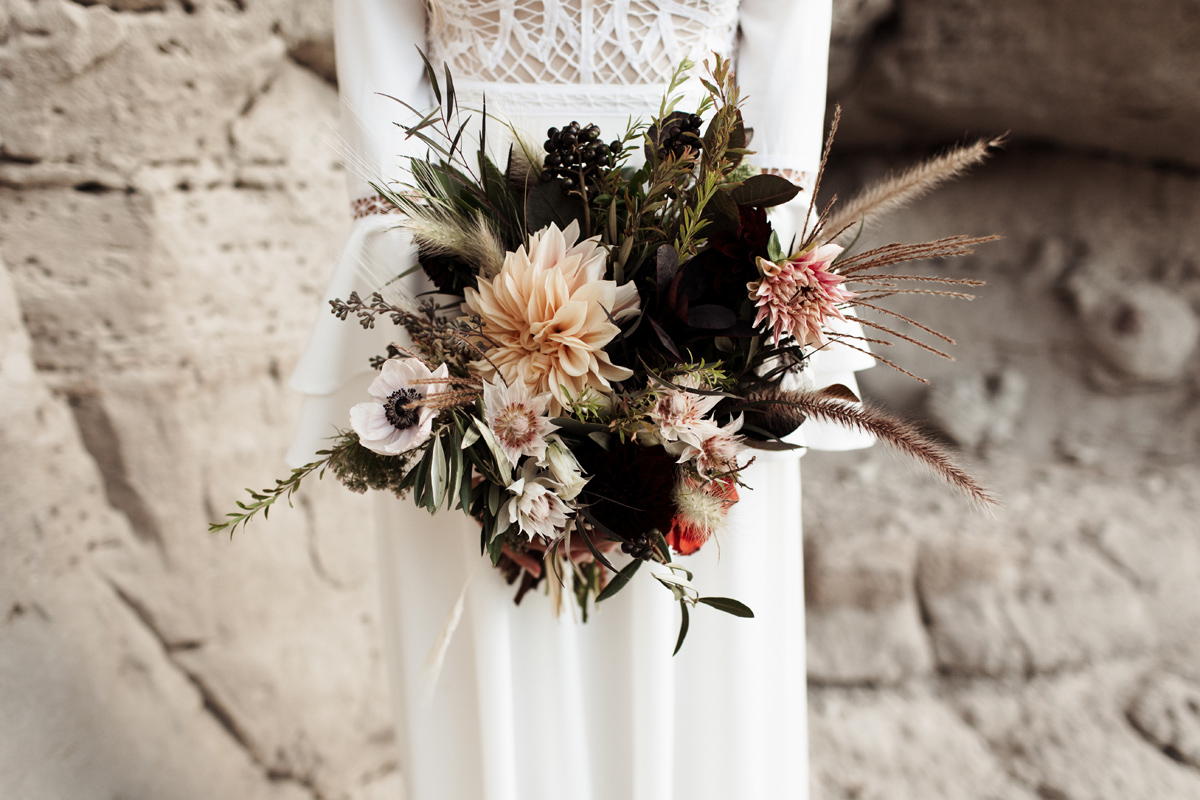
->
<box><xmin>820</xmin><ymin>136</ymin><xmax>1006</xmax><ymax>245</ymax></box>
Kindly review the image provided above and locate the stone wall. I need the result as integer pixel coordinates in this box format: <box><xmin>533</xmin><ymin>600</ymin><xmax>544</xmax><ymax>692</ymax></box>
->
<box><xmin>806</xmin><ymin>2</ymin><xmax>1200</xmax><ymax>797</ymax></box>
<box><xmin>1</xmin><ymin>1</ymin><xmax>397</xmax><ymax>797</ymax></box>
<box><xmin>1</xmin><ymin>0</ymin><xmax>1197</xmax><ymax>798</ymax></box>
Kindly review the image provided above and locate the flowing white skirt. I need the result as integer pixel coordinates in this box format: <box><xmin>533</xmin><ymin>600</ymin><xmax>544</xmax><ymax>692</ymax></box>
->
<box><xmin>287</xmin><ymin>203</ymin><xmax>874</xmax><ymax>800</ymax></box>
<box><xmin>374</xmin><ymin>452</ymin><xmax>807</xmax><ymax>800</ymax></box>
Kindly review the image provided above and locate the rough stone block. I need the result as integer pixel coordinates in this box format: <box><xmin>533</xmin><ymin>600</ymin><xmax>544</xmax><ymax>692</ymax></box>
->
<box><xmin>806</xmin><ymin>535</ymin><xmax>933</xmax><ymax>685</ymax></box>
<box><xmin>832</xmin><ymin>0</ymin><xmax>1200</xmax><ymax>167</ymax></box>
<box><xmin>957</xmin><ymin>666</ymin><xmax>1200</xmax><ymax>799</ymax></box>
<box><xmin>1072</xmin><ymin>280</ymin><xmax>1200</xmax><ymax>384</ymax></box>
<box><xmin>810</xmin><ymin>688</ymin><xmax>1036</xmax><ymax>800</ymax></box>
<box><xmin>916</xmin><ymin>537</ymin><xmax>1028</xmax><ymax>678</ymax></box>
<box><xmin>926</xmin><ymin>369</ymin><xmax>1028</xmax><ymax>452</ymax></box>
<box><xmin>1004</xmin><ymin>542</ymin><xmax>1155</xmax><ymax>674</ymax></box>
<box><xmin>1128</xmin><ymin>671</ymin><xmax>1200</xmax><ymax>771</ymax></box>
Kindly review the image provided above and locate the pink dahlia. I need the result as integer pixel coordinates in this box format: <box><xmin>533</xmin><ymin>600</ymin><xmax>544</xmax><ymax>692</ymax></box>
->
<box><xmin>748</xmin><ymin>244</ymin><xmax>854</xmax><ymax>346</ymax></box>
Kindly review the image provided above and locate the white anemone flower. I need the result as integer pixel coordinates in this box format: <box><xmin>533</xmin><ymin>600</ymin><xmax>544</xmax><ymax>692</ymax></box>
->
<box><xmin>501</xmin><ymin>461</ymin><xmax>571</xmax><ymax>542</ymax></box>
<box><xmin>540</xmin><ymin>435</ymin><xmax>589</xmax><ymax>501</ymax></box>
<box><xmin>482</xmin><ymin>378</ymin><xmax>558</xmax><ymax>467</ymax></box>
<box><xmin>350</xmin><ymin>359</ymin><xmax>449</xmax><ymax>455</ymax></box>
<box><xmin>649</xmin><ymin>375</ymin><xmax>724</xmax><ymax>449</ymax></box>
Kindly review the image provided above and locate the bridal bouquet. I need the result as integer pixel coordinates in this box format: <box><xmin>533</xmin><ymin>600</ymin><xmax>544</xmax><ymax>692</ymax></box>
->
<box><xmin>214</xmin><ymin>56</ymin><xmax>996</xmax><ymax>651</ymax></box>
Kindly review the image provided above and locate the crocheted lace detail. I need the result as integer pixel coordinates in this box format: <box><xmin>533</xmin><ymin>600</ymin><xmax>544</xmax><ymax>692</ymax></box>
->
<box><xmin>352</xmin><ymin>195</ymin><xmax>402</xmax><ymax>219</ymax></box>
<box><xmin>428</xmin><ymin>0</ymin><xmax>740</xmax><ymax>87</ymax></box>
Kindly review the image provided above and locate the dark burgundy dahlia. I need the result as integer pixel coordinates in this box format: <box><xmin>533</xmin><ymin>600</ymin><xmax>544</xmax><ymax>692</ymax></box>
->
<box><xmin>576</xmin><ymin>440</ymin><xmax>677</xmax><ymax>557</ymax></box>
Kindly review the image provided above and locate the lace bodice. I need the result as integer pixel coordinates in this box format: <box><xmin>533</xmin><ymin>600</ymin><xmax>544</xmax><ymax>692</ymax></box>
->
<box><xmin>428</xmin><ymin>0</ymin><xmax>740</xmax><ymax>87</ymax></box>
<box><xmin>334</xmin><ymin>0</ymin><xmax>834</xmax><ymax>203</ymax></box>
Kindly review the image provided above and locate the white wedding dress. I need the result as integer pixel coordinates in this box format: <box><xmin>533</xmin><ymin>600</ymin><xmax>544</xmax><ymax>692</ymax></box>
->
<box><xmin>288</xmin><ymin>2</ymin><xmax>874</xmax><ymax>798</ymax></box>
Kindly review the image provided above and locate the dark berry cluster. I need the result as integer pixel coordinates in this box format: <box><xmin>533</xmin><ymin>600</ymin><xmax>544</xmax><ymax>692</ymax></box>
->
<box><xmin>620</xmin><ymin>534</ymin><xmax>656</xmax><ymax>561</ymax></box>
<box><xmin>541</xmin><ymin>121</ymin><xmax>621</xmax><ymax>198</ymax></box>
<box><xmin>645</xmin><ymin>111</ymin><xmax>704</xmax><ymax>161</ymax></box>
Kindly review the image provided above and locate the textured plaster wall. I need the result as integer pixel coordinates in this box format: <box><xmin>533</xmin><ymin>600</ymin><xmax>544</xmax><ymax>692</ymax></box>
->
<box><xmin>1</xmin><ymin>0</ymin><xmax>1197</xmax><ymax>798</ymax></box>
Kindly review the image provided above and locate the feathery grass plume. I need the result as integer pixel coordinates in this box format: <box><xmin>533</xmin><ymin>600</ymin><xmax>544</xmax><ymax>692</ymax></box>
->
<box><xmin>740</xmin><ymin>385</ymin><xmax>808</xmax><ymax>438</ymax></box>
<box><xmin>385</xmin><ymin>201</ymin><xmax>506</xmax><ymax>279</ymax></box>
<box><xmin>800</xmin><ymin>104</ymin><xmax>841</xmax><ymax>246</ymax></box>
<box><xmin>820</xmin><ymin>136</ymin><xmax>1005</xmax><ymax>245</ymax></box>
<box><xmin>775</xmin><ymin>388</ymin><xmax>996</xmax><ymax>508</ymax></box>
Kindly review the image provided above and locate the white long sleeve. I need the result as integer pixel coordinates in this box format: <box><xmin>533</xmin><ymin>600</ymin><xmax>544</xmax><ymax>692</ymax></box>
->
<box><xmin>737</xmin><ymin>0</ymin><xmax>876</xmax><ymax>450</ymax></box>
<box><xmin>737</xmin><ymin>0</ymin><xmax>833</xmax><ymax>177</ymax></box>
<box><xmin>335</xmin><ymin>0</ymin><xmax>434</xmax><ymax>199</ymax></box>
<box><xmin>286</xmin><ymin>0</ymin><xmax>436</xmax><ymax>466</ymax></box>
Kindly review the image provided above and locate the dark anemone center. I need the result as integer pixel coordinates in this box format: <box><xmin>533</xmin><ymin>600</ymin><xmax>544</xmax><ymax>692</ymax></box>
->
<box><xmin>384</xmin><ymin>387</ymin><xmax>423</xmax><ymax>430</ymax></box>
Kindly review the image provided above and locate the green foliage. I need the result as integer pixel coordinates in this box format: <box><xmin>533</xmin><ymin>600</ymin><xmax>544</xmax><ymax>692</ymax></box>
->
<box><xmin>209</xmin><ymin>433</ymin><xmax>367</xmax><ymax>537</ymax></box>
<box><xmin>328</xmin><ymin>436</ymin><xmax>417</xmax><ymax>497</ymax></box>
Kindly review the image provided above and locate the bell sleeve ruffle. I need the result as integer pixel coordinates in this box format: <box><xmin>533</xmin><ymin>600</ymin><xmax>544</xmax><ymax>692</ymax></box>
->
<box><xmin>286</xmin><ymin>0</ymin><xmax>433</xmax><ymax>467</ymax></box>
<box><xmin>737</xmin><ymin>0</ymin><xmax>875</xmax><ymax>453</ymax></box>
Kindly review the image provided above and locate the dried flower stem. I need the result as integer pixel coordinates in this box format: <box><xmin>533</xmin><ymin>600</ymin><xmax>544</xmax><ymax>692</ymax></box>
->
<box><xmin>825</xmin><ymin>331</ymin><xmax>895</xmax><ymax>347</ymax></box>
<box><xmin>409</xmin><ymin>376</ymin><xmax>483</xmax><ymax>388</ymax></box>
<box><xmin>838</xmin><ymin>236</ymin><xmax>1000</xmax><ymax>275</ymax></box>
<box><xmin>849</xmin><ymin>300</ymin><xmax>959</xmax><ymax>345</ymax></box>
<box><xmin>846</xmin><ymin>274</ymin><xmax>986</xmax><ymax>286</ymax></box>
<box><xmin>853</xmin><ymin>289</ymin><xmax>978</xmax><ymax>301</ymax></box>
<box><xmin>424</xmin><ymin>389</ymin><xmax>484</xmax><ymax>410</ymax></box>
<box><xmin>853</xmin><ymin>315</ymin><xmax>955</xmax><ymax>359</ymax></box>
<box><xmin>822</xmin><ymin>337</ymin><xmax>931</xmax><ymax>384</ymax></box>
<box><xmin>800</xmin><ymin>104</ymin><xmax>840</xmax><ymax>247</ymax></box>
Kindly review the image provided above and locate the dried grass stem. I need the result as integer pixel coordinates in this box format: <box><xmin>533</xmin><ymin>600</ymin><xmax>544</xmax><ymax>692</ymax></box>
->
<box><xmin>820</xmin><ymin>136</ymin><xmax>1005</xmax><ymax>243</ymax></box>
<box><xmin>782</xmin><ymin>392</ymin><xmax>996</xmax><ymax>507</ymax></box>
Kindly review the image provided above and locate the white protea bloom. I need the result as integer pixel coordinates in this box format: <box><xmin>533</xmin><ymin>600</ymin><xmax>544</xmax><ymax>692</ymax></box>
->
<box><xmin>482</xmin><ymin>378</ymin><xmax>558</xmax><ymax>467</ymax></box>
<box><xmin>350</xmin><ymin>359</ymin><xmax>449</xmax><ymax>455</ymax></box>
<box><xmin>540</xmin><ymin>435</ymin><xmax>589</xmax><ymax>501</ymax></box>
<box><xmin>675</xmin><ymin>414</ymin><xmax>746</xmax><ymax>476</ymax></box>
<box><xmin>650</xmin><ymin>375</ymin><xmax>724</xmax><ymax>449</ymax></box>
<box><xmin>500</xmin><ymin>461</ymin><xmax>571</xmax><ymax>542</ymax></box>
<box><xmin>463</xmin><ymin>221</ymin><xmax>641</xmax><ymax>414</ymax></box>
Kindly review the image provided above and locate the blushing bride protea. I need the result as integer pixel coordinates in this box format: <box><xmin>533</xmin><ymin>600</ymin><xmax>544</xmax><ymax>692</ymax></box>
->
<box><xmin>540</xmin><ymin>435</ymin><xmax>588</xmax><ymax>501</ymax></box>
<box><xmin>649</xmin><ymin>375</ymin><xmax>723</xmax><ymax>449</ymax></box>
<box><xmin>748</xmin><ymin>243</ymin><xmax>855</xmax><ymax>346</ymax></box>
<box><xmin>501</xmin><ymin>461</ymin><xmax>571</xmax><ymax>541</ymax></box>
<box><xmin>349</xmin><ymin>359</ymin><xmax>449</xmax><ymax>455</ymax></box>
<box><xmin>674</xmin><ymin>414</ymin><xmax>746</xmax><ymax>477</ymax></box>
<box><xmin>463</xmin><ymin>221</ymin><xmax>640</xmax><ymax>415</ymax></box>
<box><xmin>482</xmin><ymin>378</ymin><xmax>558</xmax><ymax>467</ymax></box>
